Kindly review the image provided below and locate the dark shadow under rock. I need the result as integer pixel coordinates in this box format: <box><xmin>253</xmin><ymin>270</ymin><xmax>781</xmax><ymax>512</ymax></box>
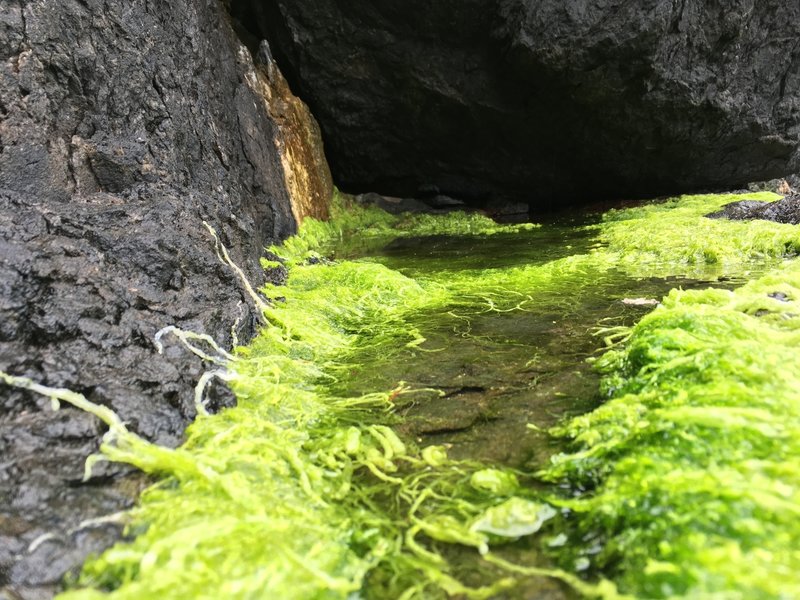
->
<box><xmin>235</xmin><ymin>0</ymin><xmax>800</xmax><ymax>208</ymax></box>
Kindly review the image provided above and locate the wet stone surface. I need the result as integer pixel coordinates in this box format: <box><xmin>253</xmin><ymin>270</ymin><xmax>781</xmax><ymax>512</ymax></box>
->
<box><xmin>330</xmin><ymin>218</ymin><xmax>748</xmax><ymax>598</ymax></box>
<box><xmin>0</xmin><ymin>0</ymin><xmax>299</xmax><ymax>594</ymax></box>
<box><xmin>340</xmin><ymin>225</ymin><xmax>735</xmax><ymax>471</ymax></box>
<box><xmin>706</xmin><ymin>193</ymin><xmax>800</xmax><ymax>225</ymax></box>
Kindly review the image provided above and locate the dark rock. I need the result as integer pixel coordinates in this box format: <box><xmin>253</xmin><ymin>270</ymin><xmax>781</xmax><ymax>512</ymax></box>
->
<box><xmin>769</xmin><ymin>292</ymin><xmax>791</xmax><ymax>302</ymax></box>
<box><xmin>705</xmin><ymin>200</ymin><xmax>771</xmax><ymax>221</ymax></box>
<box><xmin>747</xmin><ymin>176</ymin><xmax>800</xmax><ymax>194</ymax></box>
<box><xmin>416</xmin><ymin>184</ymin><xmax>441</xmax><ymax>199</ymax></box>
<box><xmin>356</xmin><ymin>192</ymin><xmax>431</xmax><ymax>214</ymax></box>
<box><xmin>233</xmin><ymin>0</ymin><xmax>800</xmax><ymax>208</ymax></box>
<box><xmin>486</xmin><ymin>201</ymin><xmax>530</xmax><ymax>218</ymax></box>
<box><xmin>762</xmin><ymin>198</ymin><xmax>800</xmax><ymax>224</ymax></box>
<box><xmin>706</xmin><ymin>194</ymin><xmax>800</xmax><ymax>225</ymax></box>
<box><xmin>423</xmin><ymin>194</ymin><xmax>465</xmax><ymax>209</ymax></box>
<box><xmin>0</xmin><ymin>0</ymin><xmax>327</xmax><ymax>595</ymax></box>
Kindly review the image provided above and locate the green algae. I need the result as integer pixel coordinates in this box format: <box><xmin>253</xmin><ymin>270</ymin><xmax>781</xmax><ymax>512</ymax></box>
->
<box><xmin>273</xmin><ymin>192</ymin><xmax>538</xmax><ymax>264</ymax></box>
<box><xmin>596</xmin><ymin>192</ymin><xmax>799</xmax><ymax>278</ymax></box>
<box><xmin>52</xmin><ymin>286</ymin><xmax>526</xmax><ymax>598</ymax></box>
<box><xmin>10</xmin><ymin>190</ymin><xmax>798</xmax><ymax>599</ymax></box>
<box><xmin>539</xmin><ymin>259</ymin><xmax>800</xmax><ymax>598</ymax></box>
<box><xmin>46</xmin><ymin>199</ymin><xmax>587</xmax><ymax>600</ymax></box>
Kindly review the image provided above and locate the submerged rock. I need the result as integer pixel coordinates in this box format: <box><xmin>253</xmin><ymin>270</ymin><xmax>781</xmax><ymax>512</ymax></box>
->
<box><xmin>234</xmin><ymin>0</ymin><xmax>800</xmax><ymax>207</ymax></box>
<box><xmin>0</xmin><ymin>1</ymin><xmax>330</xmax><ymax>595</ymax></box>
<box><xmin>621</xmin><ymin>298</ymin><xmax>660</xmax><ymax>307</ymax></box>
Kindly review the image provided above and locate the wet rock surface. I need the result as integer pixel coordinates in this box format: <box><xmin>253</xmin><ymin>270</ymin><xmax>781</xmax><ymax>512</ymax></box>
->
<box><xmin>706</xmin><ymin>194</ymin><xmax>800</xmax><ymax>225</ymax></box>
<box><xmin>0</xmin><ymin>0</ymin><xmax>302</xmax><ymax>595</ymax></box>
<box><xmin>355</xmin><ymin>192</ymin><xmax>432</xmax><ymax>215</ymax></box>
<box><xmin>235</xmin><ymin>0</ymin><xmax>800</xmax><ymax>208</ymax></box>
<box><xmin>355</xmin><ymin>191</ymin><xmax>477</xmax><ymax>216</ymax></box>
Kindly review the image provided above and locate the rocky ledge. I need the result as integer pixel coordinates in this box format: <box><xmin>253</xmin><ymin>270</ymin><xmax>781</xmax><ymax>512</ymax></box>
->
<box><xmin>707</xmin><ymin>193</ymin><xmax>800</xmax><ymax>225</ymax></box>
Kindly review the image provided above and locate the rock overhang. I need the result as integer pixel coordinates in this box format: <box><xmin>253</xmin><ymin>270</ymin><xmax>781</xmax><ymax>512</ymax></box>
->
<box><xmin>230</xmin><ymin>0</ymin><xmax>800</xmax><ymax>208</ymax></box>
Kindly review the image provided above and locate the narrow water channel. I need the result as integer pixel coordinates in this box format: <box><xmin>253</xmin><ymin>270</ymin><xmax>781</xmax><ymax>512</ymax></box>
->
<box><xmin>333</xmin><ymin>215</ymin><xmax>748</xmax><ymax>470</ymax></box>
<box><xmin>312</xmin><ymin>210</ymin><xmax>761</xmax><ymax>598</ymax></box>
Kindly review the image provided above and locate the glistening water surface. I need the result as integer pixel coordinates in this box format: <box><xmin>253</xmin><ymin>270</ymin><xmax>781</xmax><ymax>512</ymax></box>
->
<box><xmin>335</xmin><ymin>222</ymin><xmax>752</xmax><ymax>472</ymax></box>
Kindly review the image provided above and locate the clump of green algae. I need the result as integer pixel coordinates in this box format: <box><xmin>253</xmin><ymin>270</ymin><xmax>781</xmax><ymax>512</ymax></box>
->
<box><xmin>531</xmin><ymin>192</ymin><xmax>800</xmax><ymax>597</ymax></box>
<box><xmin>540</xmin><ymin>260</ymin><xmax>800</xmax><ymax>598</ymax></box>
<box><xmin>48</xmin><ymin>198</ymin><xmax>588</xmax><ymax>600</ymax></box>
<box><xmin>596</xmin><ymin>192</ymin><xmax>800</xmax><ymax>278</ymax></box>
<box><xmin>7</xmin><ymin>191</ymin><xmax>799</xmax><ymax>598</ymax></box>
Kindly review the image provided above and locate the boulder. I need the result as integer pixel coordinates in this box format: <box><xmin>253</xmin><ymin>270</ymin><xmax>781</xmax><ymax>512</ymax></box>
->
<box><xmin>234</xmin><ymin>0</ymin><xmax>800</xmax><ymax>207</ymax></box>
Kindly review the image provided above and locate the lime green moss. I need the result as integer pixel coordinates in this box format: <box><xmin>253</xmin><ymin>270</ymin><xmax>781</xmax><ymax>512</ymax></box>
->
<box><xmin>273</xmin><ymin>191</ymin><xmax>538</xmax><ymax>264</ymax></box>
<box><xmin>56</xmin><ymin>278</ymin><xmax>527</xmax><ymax>598</ymax></box>
<box><xmin>271</xmin><ymin>193</ymin><xmax>396</xmax><ymax>264</ymax></box>
<box><xmin>394</xmin><ymin>211</ymin><xmax>539</xmax><ymax>237</ymax></box>
<box><xmin>596</xmin><ymin>192</ymin><xmax>798</xmax><ymax>277</ymax></box>
<box><xmin>540</xmin><ymin>259</ymin><xmax>800</xmax><ymax>598</ymax></box>
<box><xmin>46</xmin><ymin>190</ymin><xmax>800</xmax><ymax>599</ymax></box>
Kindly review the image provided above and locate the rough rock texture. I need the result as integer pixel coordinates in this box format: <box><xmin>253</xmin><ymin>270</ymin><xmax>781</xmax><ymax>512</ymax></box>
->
<box><xmin>235</xmin><ymin>0</ymin><xmax>800</xmax><ymax>209</ymax></box>
<box><xmin>253</xmin><ymin>41</ymin><xmax>333</xmax><ymax>222</ymax></box>
<box><xmin>0</xmin><ymin>1</ymin><xmax>329</xmax><ymax>597</ymax></box>
<box><xmin>707</xmin><ymin>193</ymin><xmax>800</xmax><ymax>224</ymax></box>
